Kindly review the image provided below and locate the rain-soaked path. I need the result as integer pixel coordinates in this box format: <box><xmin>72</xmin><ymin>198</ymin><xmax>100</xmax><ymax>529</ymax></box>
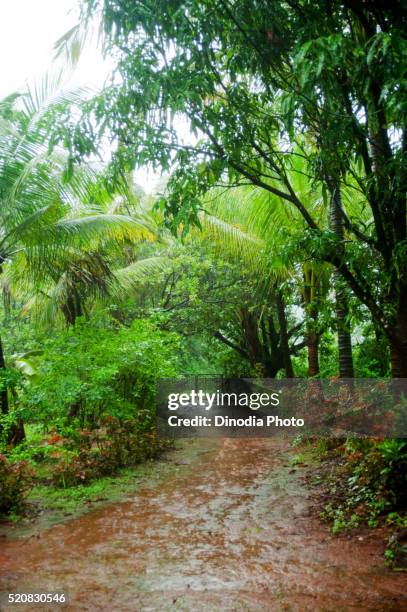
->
<box><xmin>0</xmin><ymin>438</ymin><xmax>406</xmax><ymax>611</ymax></box>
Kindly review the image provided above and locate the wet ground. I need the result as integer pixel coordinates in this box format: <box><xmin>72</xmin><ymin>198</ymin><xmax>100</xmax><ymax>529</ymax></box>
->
<box><xmin>0</xmin><ymin>438</ymin><xmax>406</xmax><ymax>611</ymax></box>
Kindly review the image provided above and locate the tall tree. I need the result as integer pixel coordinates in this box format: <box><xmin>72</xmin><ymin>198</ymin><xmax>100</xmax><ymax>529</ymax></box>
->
<box><xmin>327</xmin><ymin>179</ymin><xmax>354</xmax><ymax>378</ymax></box>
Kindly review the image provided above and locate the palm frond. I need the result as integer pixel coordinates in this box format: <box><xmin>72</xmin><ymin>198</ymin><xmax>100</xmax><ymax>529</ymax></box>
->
<box><xmin>52</xmin><ymin>213</ymin><xmax>154</xmax><ymax>244</ymax></box>
<box><xmin>199</xmin><ymin>213</ymin><xmax>263</xmax><ymax>264</ymax></box>
<box><xmin>112</xmin><ymin>257</ymin><xmax>174</xmax><ymax>295</ymax></box>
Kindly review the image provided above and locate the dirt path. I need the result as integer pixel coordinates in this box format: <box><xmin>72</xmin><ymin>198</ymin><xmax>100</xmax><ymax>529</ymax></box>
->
<box><xmin>0</xmin><ymin>438</ymin><xmax>406</xmax><ymax>611</ymax></box>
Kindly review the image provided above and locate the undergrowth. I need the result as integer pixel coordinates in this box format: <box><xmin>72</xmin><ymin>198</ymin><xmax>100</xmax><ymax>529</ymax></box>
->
<box><xmin>0</xmin><ymin>419</ymin><xmax>172</xmax><ymax>517</ymax></box>
<box><xmin>314</xmin><ymin>438</ymin><xmax>407</xmax><ymax>570</ymax></box>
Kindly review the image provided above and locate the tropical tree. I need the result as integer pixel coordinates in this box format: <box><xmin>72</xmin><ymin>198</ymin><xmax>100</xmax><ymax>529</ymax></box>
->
<box><xmin>0</xmin><ymin>83</ymin><xmax>152</xmax><ymax>440</ymax></box>
<box><xmin>327</xmin><ymin>180</ymin><xmax>354</xmax><ymax>378</ymax></box>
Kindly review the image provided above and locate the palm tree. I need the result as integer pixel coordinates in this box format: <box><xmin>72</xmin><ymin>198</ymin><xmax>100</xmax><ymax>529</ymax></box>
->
<box><xmin>0</xmin><ymin>82</ymin><xmax>153</xmax><ymax>439</ymax></box>
<box><xmin>327</xmin><ymin>178</ymin><xmax>355</xmax><ymax>378</ymax></box>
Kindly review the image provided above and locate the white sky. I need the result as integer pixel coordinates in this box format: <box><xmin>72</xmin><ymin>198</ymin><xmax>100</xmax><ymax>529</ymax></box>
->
<box><xmin>0</xmin><ymin>0</ymin><xmax>86</xmax><ymax>95</ymax></box>
<box><xmin>0</xmin><ymin>0</ymin><xmax>161</xmax><ymax>192</ymax></box>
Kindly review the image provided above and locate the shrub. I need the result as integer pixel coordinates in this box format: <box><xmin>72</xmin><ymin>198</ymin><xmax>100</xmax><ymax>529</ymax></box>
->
<box><xmin>0</xmin><ymin>454</ymin><xmax>35</xmax><ymax>515</ymax></box>
<box><xmin>51</xmin><ymin>416</ymin><xmax>171</xmax><ymax>487</ymax></box>
<box><xmin>319</xmin><ymin>438</ymin><xmax>407</xmax><ymax>542</ymax></box>
<box><xmin>346</xmin><ymin>439</ymin><xmax>407</xmax><ymax>511</ymax></box>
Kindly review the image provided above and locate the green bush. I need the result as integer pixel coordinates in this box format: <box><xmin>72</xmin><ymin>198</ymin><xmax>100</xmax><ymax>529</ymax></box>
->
<box><xmin>320</xmin><ymin>438</ymin><xmax>407</xmax><ymax>540</ymax></box>
<box><xmin>0</xmin><ymin>454</ymin><xmax>35</xmax><ymax>515</ymax></box>
<box><xmin>21</xmin><ymin>316</ymin><xmax>180</xmax><ymax>428</ymax></box>
<box><xmin>346</xmin><ymin>439</ymin><xmax>407</xmax><ymax>511</ymax></box>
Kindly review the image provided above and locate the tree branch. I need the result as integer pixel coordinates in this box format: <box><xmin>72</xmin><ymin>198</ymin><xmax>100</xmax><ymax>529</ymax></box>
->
<box><xmin>214</xmin><ymin>330</ymin><xmax>250</xmax><ymax>359</ymax></box>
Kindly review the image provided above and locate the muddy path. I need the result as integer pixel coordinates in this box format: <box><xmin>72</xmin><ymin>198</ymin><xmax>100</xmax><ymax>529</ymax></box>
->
<box><xmin>0</xmin><ymin>438</ymin><xmax>406</xmax><ymax>611</ymax></box>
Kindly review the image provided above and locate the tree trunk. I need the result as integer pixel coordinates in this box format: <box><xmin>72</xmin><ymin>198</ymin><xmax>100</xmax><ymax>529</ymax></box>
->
<box><xmin>388</xmin><ymin>298</ymin><xmax>407</xmax><ymax>378</ymax></box>
<box><xmin>240</xmin><ymin>307</ymin><xmax>265</xmax><ymax>372</ymax></box>
<box><xmin>62</xmin><ymin>290</ymin><xmax>83</xmax><ymax>326</ymax></box>
<box><xmin>264</xmin><ymin>314</ymin><xmax>284</xmax><ymax>378</ymax></box>
<box><xmin>307</xmin><ymin>332</ymin><xmax>320</xmax><ymax>377</ymax></box>
<box><xmin>0</xmin><ymin>336</ymin><xmax>25</xmax><ymax>445</ymax></box>
<box><xmin>8</xmin><ymin>419</ymin><xmax>26</xmax><ymax>446</ymax></box>
<box><xmin>276</xmin><ymin>291</ymin><xmax>294</xmax><ymax>378</ymax></box>
<box><xmin>2</xmin><ymin>284</ymin><xmax>11</xmax><ymax>323</ymax></box>
<box><xmin>328</xmin><ymin>179</ymin><xmax>354</xmax><ymax>378</ymax></box>
<box><xmin>335</xmin><ymin>280</ymin><xmax>354</xmax><ymax>378</ymax></box>
<box><xmin>0</xmin><ymin>335</ymin><xmax>9</xmax><ymax>416</ymax></box>
<box><xmin>303</xmin><ymin>267</ymin><xmax>321</xmax><ymax>377</ymax></box>
<box><xmin>389</xmin><ymin>342</ymin><xmax>407</xmax><ymax>378</ymax></box>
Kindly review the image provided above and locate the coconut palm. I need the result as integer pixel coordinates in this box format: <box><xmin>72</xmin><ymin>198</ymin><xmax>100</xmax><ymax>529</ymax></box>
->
<box><xmin>327</xmin><ymin>177</ymin><xmax>355</xmax><ymax>378</ymax></box>
<box><xmin>0</xmin><ymin>81</ymin><xmax>153</xmax><ymax>434</ymax></box>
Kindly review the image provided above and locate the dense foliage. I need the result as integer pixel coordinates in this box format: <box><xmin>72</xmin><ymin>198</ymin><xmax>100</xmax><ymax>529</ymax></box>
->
<box><xmin>21</xmin><ymin>317</ymin><xmax>179</xmax><ymax>428</ymax></box>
